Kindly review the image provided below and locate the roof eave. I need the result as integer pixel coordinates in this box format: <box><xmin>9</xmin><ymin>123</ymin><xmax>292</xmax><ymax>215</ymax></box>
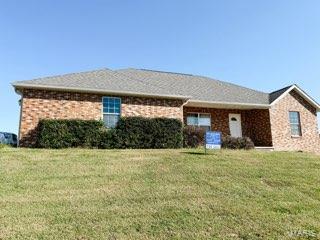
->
<box><xmin>12</xmin><ymin>83</ymin><xmax>191</xmax><ymax>100</ymax></box>
<box><xmin>186</xmin><ymin>99</ymin><xmax>271</xmax><ymax>109</ymax></box>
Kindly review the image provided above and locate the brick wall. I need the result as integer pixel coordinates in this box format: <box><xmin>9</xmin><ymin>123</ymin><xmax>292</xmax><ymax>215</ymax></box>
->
<box><xmin>19</xmin><ymin>89</ymin><xmax>184</xmax><ymax>147</ymax></box>
<box><xmin>19</xmin><ymin>88</ymin><xmax>319</xmax><ymax>150</ymax></box>
<box><xmin>245</xmin><ymin>109</ymin><xmax>273</xmax><ymax>147</ymax></box>
<box><xmin>183</xmin><ymin>107</ymin><xmax>273</xmax><ymax>146</ymax></box>
<box><xmin>270</xmin><ymin>90</ymin><xmax>320</xmax><ymax>152</ymax></box>
<box><xmin>121</xmin><ymin>96</ymin><xmax>184</xmax><ymax>119</ymax></box>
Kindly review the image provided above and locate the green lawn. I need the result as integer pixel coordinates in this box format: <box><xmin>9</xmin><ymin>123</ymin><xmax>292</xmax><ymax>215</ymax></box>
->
<box><xmin>0</xmin><ymin>148</ymin><xmax>320</xmax><ymax>239</ymax></box>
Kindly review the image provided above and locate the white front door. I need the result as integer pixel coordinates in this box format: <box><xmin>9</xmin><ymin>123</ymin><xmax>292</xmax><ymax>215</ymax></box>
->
<box><xmin>229</xmin><ymin>114</ymin><xmax>242</xmax><ymax>137</ymax></box>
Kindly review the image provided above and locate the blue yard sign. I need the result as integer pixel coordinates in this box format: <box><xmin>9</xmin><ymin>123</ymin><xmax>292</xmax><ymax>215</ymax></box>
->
<box><xmin>205</xmin><ymin>131</ymin><xmax>221</xmax><ymax>152</ymax></box>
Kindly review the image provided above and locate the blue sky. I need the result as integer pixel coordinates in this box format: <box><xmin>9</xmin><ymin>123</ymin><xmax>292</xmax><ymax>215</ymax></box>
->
<box><xmin>1</xmin><ymin>0</ymin><xmax>319</xmax><ymax>134</ymax></box>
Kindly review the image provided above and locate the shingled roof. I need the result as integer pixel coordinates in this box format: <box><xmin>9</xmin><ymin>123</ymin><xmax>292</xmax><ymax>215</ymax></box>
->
<box><xmin>12</xmin><ymin>68</ymin><xmax>319</xmax><ymax>109</ymax></box>
<box><xmin>12</xmin><ymin>68</ymin><xmax>271</xmax><ymax>105</ymax></box>
<box><xmin>12</xmin><ymin>68</ymin><xmax>189</xmax><ymax>99</ymax></box>
<box><xmin>116</xmin><ymin>69</ymin><xmax>270</xmax><ymax>105</ymax></box>
<box><xmin>269</xmin><ymin>85</ymin><xmax>292</xmax><ymax>103</ymax></box>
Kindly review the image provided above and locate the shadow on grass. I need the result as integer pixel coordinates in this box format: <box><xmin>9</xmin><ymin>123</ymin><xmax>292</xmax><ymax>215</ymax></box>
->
<box><xmin>181</xmin><ymin>150</ymin><xmax>220</xmax><ymax>155</ymax></box>
<box><xmin>181</xmin><ymin>151</ymin><xmax>206</xmax><ymax>155</ymax></box>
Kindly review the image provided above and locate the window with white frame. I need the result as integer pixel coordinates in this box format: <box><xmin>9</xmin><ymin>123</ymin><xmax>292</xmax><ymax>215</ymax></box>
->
<box><xmin>289</xmin><ymin>111</ymin><xmax>302</xmax><ymax>136</ymax></box>
<box><xmin>187</xmin><ymin>113</ymin><xmax>211</xmax><ymax>131</ymax></box>
<box><xmin>103</xmin><ymin>97</ymin><xmax>121</xmax><ymax>128</ymax></box>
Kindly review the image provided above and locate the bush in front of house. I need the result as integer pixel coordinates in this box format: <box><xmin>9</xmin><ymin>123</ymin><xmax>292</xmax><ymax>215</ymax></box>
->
<box><xmin>183</xmin><ymin>126</ymin><xmax>255</xmax><ymax>150</ymax></box>
<box><xmin>37</xmin><ymin>119</ymin><xmax>105</xmax><ymax>148</ymax></box>
<box><xmin>153</xmin><ymin>117</ymin><xmax>183</xmax><ymax>148</ymax></box>
<box><xmin>36</xmin><ymin>118</ymin><xmax>253</xmax><ymax>150</ymax></box>
<box><xmin>221</xmin><ymin>136</ymin><xmax>255</xmax><ymax>150</ymax></box>
<box><xmin>111</xmin><ymin>117</ymin><xmax>183</xmax><ymax>149</ymax></box>
<box><xmin>37</xmin><ymin>117</ymin><xmax>183</xmax><ymax>149</ymax></box>
<box><xmin>183</xmin><ymin>126</ymin><xmax>205</xmax><ymax>148</ymax></box>
<box><xmin>98</xmin><ymin>128</ymin><xmax>123</xmax><ymax>149</ymax></box>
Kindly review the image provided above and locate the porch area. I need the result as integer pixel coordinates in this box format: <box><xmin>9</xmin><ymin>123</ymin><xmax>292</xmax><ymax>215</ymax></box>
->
<box><xmin>183</xmin><ymin>106</ymin><xmax>273</xmax><ymax>147</ymax></box>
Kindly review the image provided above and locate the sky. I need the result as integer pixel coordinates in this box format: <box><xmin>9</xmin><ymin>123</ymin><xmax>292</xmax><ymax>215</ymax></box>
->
<box><xmin>1</xmin><ymin>0</ymin><xmax>320</xmax><ymax>134</ymax></box>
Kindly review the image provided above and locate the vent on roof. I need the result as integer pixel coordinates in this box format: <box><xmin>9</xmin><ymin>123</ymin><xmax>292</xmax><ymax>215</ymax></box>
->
<box><xmin>139</xmin><ymin>69</ymin><xmax>194</xmax><ymax>76</ymax></box>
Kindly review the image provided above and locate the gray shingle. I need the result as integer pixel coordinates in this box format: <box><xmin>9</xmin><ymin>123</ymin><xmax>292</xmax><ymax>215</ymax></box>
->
<box><xmin>13</xmin><ymin>68</ymin><xmax>271</xmax><ymax>104</ymax></box>
<box><xmin>269</xmin><ymin>85</ymin><xmax>292</xmax><ymax>103</ymax></box>
<box><xmin>12</xmin><ymin>68</ymin><xmax>189</xmax><ymax>99</ymax></box>
<box><xmin>117</xmin><ymin>68</ymin><xmax>270</xmax><ymax>105</ymax></box>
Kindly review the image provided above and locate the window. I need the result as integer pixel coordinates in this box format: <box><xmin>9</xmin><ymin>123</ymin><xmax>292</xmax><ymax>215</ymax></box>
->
<box><xmin>289</xmin><ymin>111</ymin><xmax>302</xmax><ymax>136</ymax></box>
<box><xmin>103</xmin><ymin>97</ymin><xmax>121</xmax><ymax>128</ymax></box>
<box><xmin>187</xmin><ymin>113</ymin><xmax>211</xmax><ymax>131</ymax></box>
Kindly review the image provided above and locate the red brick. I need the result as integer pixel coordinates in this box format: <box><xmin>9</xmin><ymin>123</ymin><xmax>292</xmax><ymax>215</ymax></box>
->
<box><xmin>19</xmin><ymin>89</ymin><xmax>184</xmax><ymax>147</ymax></box>
<box><xmin>183</xmin><ymin>107</ymin><xmax>273</xmax><ymax>147</ymax></box>
<box><xmin>270</xmin><ymin>90</ymin><xmax>320</xmax><ymax>152</ymax></box>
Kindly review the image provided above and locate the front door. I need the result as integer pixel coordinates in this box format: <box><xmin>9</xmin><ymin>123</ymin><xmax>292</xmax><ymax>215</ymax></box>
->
<box><xmin>229</xmin><ymin>114</ymin><xmax>242</xmax><ymax>137</ymax></box>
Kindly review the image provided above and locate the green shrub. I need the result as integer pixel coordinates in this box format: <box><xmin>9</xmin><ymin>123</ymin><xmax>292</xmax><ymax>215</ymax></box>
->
<box><xmin>37</xmin><ymin>119</ymin><xmax>104</xmax><ymax>149</ymax></box>
<box><xmin>183</xmin><ymin>126</ymin><xmax>205</xmax><ymax>148</ymax></box>
<box><xmin>115</xmin><ymin>117</ymin><xmax>155</xmax><ymax>148</ymax></box>
<box><xmin>115</xmin><ymin>117</ymin><xmax>183</xmax><ymax>149</ymax></box>
<box><xmin>222</xmin><ymin>136</ymin><xmax>254</xmax><ymax>150</ymax></box>
<box><xmin>182</xmin><ymin>127</ymin><xmax>255</xmax><ymax>150</ymax></box>
<box><xmin>36</xmin><ymin>117</ymin><xmax>183</xmax><ymax>149</ymax></box>
<box><xmin>99</xmin><ymin>128</ymin><xmax>125</xmax><ymax>149</ymax></box>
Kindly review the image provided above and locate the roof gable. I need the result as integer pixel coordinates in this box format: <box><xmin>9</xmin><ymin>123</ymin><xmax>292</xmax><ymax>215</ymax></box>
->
<box><xmin>269</xmin><ymin>85</ymin><xmax>292</xmax><ymax>103</ymax></box>
<box><xmin>270</xmin><ymin>84</ymin><xmax>320</xmax><ymax>111</ymax></box>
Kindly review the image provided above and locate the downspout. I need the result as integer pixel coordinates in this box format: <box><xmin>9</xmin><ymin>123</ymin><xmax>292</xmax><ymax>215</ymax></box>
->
<box><xmin>181</xmin><ymin>98</ymin><xmax>190</xmax><ymax>125</ymax></box>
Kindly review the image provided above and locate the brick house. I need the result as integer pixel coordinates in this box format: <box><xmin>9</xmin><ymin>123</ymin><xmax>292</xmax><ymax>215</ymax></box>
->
<box><xmin>12</xmin><ymin>68</ymin><xmax>320</xmax><ymax>152</ymax></box>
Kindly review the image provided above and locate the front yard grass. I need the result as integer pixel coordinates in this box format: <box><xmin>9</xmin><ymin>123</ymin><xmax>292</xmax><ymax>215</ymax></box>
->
<box><xmin>0</xmin><ymin>148</ymin><xmax>320</xmax><ymax>239</ymax></box>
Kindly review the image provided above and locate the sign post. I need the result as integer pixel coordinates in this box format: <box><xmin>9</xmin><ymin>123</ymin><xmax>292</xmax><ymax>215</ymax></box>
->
<box><xmin>204</xmin><ymin>131</ymin><xmax>221</xmax><ymax>154</ymax></box>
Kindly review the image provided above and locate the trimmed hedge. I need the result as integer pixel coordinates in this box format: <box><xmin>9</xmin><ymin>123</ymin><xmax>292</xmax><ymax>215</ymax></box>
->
<box><xmin>100</xmin><ymin>117</ymin><xmax>183</xmax><ymax>149</ymax></box>
<box><xmin>37</xmin><ymin>117</ymin><xmax>183</xmax><ymax>149</ymax></box>
<box><xmin>36</xmin><ymin>118</ymin><xmax>253</xmax><ymax>150</ymax></box>
<box><xmin>37</xmin><ymin>119</ymin><xmax>104</xmax><ymax>148</ymax></box>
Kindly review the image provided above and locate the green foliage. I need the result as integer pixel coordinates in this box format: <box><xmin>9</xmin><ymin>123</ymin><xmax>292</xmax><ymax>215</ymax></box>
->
<box><xmin>98</xmin><ymin>128</ymin><xmax>124</xmax><ymax>149</ymax></box>
<box><xmin>183</xmin><ymin>126</ymin><xmax>205</xmax><ymax>148</ymax></box>
<box><xmin>222</xmin><ymin>136</ymin><xmax>255</xmax><ymax>150</ymax></box>
<box><xmin>100</xmin><ymin>117</ymin><xmax>183</xmax><ymax>149</ymax></box>
<box><xmin>37</xmin><ymin>117</ymin><xmax>183</xmax><ymax>149</ymax></box>
<box><xmin>37</xmin><ymin>119</ymin><xmax>104</xmax><ymax>149</ymax></box>
<box><xmin>183</xmin><ymin>126</ymin><xmax>254</xmax><ymax>150</ymax></box>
